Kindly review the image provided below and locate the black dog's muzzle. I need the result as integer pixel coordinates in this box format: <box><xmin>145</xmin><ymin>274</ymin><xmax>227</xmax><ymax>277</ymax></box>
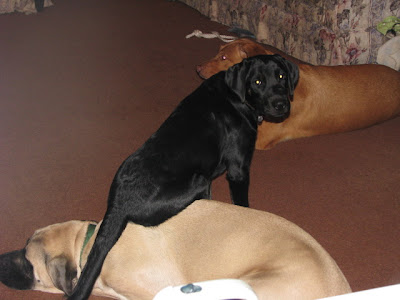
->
<box><xmin>272</xmin><ymin>98</ymin><xmax>290</xmax><ymax>114</ymax></box>
<box><xmin>263</xmin><ymin>96</ymin><xmax>291</xmax><ymax>123</ymax></box>
<box><xmin>242</xmin><ymin>96</ymin><xmax>290</xmax><ymax>125</ymax></box>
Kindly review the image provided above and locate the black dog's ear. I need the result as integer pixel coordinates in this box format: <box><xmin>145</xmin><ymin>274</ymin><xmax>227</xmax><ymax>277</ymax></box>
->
<box><xmin>47</xmin><ymin>255</ymin><xmax>78</xmax><ymax>295</ymax></box>
<box><xmin>224</xmin><ymin>59</ymin><xmax>251</xmax><ymax>102</ymax></box>
<box><xmin>0</xmin><ymin>249</ymin><xmax>34</xmax><ymax>290</ymax></box>
<box><xmin>273</xmin><ymin>54</ymin><xmax>299</xmax><ymax>101</ymax></box>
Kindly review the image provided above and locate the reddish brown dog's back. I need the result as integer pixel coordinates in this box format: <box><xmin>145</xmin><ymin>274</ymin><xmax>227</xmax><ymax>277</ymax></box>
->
<box><xmin>198</xmin><ymin>39</ymin><xmax>400</xmax><ymax>150</ymax></box>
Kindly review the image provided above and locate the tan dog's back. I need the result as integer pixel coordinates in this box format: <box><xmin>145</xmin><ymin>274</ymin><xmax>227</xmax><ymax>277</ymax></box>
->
<box><xmin>198</xmin><ymin>39</ymin><xmax>400</xmax><ymax>149</ymax></box>
<box><xmin>98</xmin><ymin>200</ymin><xmax>351</xmax><ymax>299</ymax></box>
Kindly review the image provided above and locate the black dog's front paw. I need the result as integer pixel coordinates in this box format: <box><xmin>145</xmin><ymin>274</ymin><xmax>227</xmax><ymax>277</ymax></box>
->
<box><xmin>66</xmin><ymin>296</ymin><xmax>86</xmax><ymax>300</ymax></box>
<box><xmin>234</xmin><ymin>198</ymin><xmax>249</xmax><ymax>207</ymax></box>
<box><xmin>66</xmin><ymin>292</ymin><xmax>88</xmax><ymax>300</ymax></box>
<box><xmin>227</xmin><ymin>178</ymin><xmax>250</xmax><ymax>207</ymax></box>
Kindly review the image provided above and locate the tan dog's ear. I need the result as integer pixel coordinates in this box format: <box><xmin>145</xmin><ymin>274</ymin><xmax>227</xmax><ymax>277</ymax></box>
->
<box><xmin>47</xmin><ymin>256</ymin><xmax>77</xmax><ymax>296</ymax></box>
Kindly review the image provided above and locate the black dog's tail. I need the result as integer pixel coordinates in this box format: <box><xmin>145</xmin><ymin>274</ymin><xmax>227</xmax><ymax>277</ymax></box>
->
<box><xmin>67</xmin><ymin>208</ymin><xmax>127</xmax><ymax>300</ymax></box>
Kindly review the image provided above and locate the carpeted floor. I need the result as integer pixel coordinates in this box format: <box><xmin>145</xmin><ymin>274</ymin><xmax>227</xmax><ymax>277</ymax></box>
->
<box><xmin>0</xmin><ymin>0</ymin><xmax>399</xmax><ymax>299</ymax></box>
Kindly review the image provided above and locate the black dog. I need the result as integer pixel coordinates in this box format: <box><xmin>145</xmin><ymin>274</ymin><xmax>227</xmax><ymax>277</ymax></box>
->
<box><xmin>67</xmin><ymin>55</ymin><xmax>299</xmax><ymax>299</ymax></box>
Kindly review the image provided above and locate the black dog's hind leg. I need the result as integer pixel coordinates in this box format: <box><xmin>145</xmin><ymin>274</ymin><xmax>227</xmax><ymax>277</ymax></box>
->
<box><xmin>227</xmin><ymin>172</ymin><xmax>250</xmax><ymax>207</ymax></box>
<box><xmin>67</xmin><ymin>208</ymin><xmax>128</xmax><ymax>300</ymax></box>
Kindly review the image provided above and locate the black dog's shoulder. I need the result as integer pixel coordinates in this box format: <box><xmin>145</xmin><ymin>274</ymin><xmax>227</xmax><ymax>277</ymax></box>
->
<box><xmin>150</xmin><ymin>71</ymin><xmax>255</xmax><ymax>150</ymax></box>
<box><xmin>118</xmin><ymin>71</ymin><xmax>256</xmax><ymax>186</ymax></box>
<box><xmin>172</xmin><ymin>71</ymin><xmax>255</xmax><ymax>132</ymax></box>
<box><xmin>175</xmin><ymin>71</ymin><xmax>233</xmax><ymax>113</ymax></box>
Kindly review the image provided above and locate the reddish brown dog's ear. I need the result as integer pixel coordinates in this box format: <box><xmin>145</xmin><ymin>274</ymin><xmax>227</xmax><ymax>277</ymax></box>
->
<box><xmin>240</xmin><ymin>40</ymin><xmax>269</xmax><ymax>57</ymax></box>
<box><xmin>238</xmin><ymin>45</ymin><xmax>248</xmax><ymax>59</ymax></box>
<box><xmin>47</xmin><ymin>255</ymin><xmax>77</xmax><ymax>296</ymax></box>
<box><xmin>0</xmin><ymin>249</ymin><xmax>34</xmax><ymax>290</ymax></box>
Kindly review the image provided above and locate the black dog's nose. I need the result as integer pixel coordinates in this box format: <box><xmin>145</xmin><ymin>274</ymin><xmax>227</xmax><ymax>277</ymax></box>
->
<box><xmin>272</xmin><ymin>100</ymin><xmax>289</xmax><ymax>112</ymax></box>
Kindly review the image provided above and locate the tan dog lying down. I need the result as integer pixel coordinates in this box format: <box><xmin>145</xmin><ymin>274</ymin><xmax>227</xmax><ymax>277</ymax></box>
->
<box><xmin>0</xmin><ymin>200</ymin><xmax>351</xmax><ymax>300</ymax></box>
<box><xmin>197</xmin><ymin>39</ymin><xmax>400</xmax><ymax>150</ymax></box>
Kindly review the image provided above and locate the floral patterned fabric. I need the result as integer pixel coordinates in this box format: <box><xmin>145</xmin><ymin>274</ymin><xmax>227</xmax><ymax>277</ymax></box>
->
<box><xmin>0</xmin><ymin>0</ymin><xmax>52</xmax><ymax>14</ymax></box>
<box><xmin>180</xmin><ymin>0</ymin><xmax>400</xmax><ymax>65</ymax></box>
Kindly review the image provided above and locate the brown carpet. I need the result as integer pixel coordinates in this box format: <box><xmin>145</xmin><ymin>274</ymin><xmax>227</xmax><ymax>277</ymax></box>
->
<box><xmin>0</xmin><ymin>0</ymin><xmax>399</xmax><ymax>299</ymax></box>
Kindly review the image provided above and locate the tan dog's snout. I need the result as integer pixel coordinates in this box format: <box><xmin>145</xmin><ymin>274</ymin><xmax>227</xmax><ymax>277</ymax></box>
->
<box><xmin>0</xmin><ymin>249</ymin><xmax>34</xmax><ymax>290</ymax></box>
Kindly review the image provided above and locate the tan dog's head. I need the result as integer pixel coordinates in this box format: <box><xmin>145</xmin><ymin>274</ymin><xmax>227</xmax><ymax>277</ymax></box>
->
<box><xmin>0</xmin><ymin>220</ymin><xmax>94</xmax><ymax>296</ymax></box>
<box><xmin>197</xmin><ymin>38</ymin><xmax>273</xmax><ymax>79</ymax></box>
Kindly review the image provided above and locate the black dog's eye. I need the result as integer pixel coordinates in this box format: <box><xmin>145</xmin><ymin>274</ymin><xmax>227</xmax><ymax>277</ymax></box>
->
<box><xmin>278</xmin><ymin>73</ymin><xmax>286</xmax><ymax>80</ymax></box>
<box><xmin>255</xmin><ymin>79</ymin><xmax>262</xmax><ymax>85</ymax></box>
<box><xmin>221</xmin><ymin>55</ymin><xmax>227</xmax><ymax>60</ymax></box>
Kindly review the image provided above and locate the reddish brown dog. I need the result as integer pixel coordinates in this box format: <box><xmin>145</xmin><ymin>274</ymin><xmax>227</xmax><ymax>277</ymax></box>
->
<box><xmin>197</xmin><ymin>39</ymin><xmax>400</xmax><ymax>150</ymax></box>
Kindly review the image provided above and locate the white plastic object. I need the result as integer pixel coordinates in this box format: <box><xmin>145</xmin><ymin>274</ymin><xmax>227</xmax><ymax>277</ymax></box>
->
<box><xmin>153</xmin><ymin>279</ymin><xmax>258</xmax><ymax>300</ymax></box>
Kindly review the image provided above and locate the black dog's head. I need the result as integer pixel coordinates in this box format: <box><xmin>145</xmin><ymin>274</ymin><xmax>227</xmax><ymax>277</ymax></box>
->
<box><xmin>225</xmin><ymin>54</ymin><xmax>299</xmax><ymax>123</ymax></box>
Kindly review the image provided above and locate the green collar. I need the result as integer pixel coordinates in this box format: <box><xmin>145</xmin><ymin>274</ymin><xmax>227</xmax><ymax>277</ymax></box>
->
<box><xmin>80</xmin><ymin>223</ymin><xmax>96</xmax><ymax>267</ymax></box>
